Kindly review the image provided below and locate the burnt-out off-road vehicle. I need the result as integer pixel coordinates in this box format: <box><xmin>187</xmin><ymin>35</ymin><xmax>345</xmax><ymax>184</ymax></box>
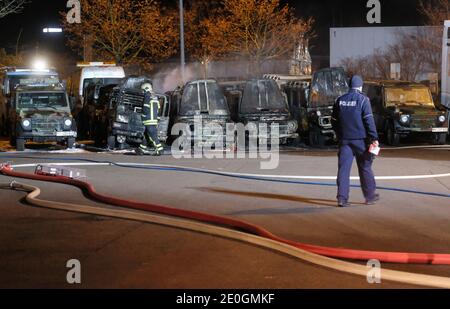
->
<box><xmin>282</xmin><ymin>67</ymin><xmax>348</xmax><ymax>147</ymax></box>
<box><xmin>364</xmin><ymin>80</ymin><xmax>449</xmax><ymax>145</ymax></box>
<box><xmin>168</xmin><ymin>80</ymin><xmax>232</xmax><ymax>149</ymax></box>
<box><xmin>237</xmin><ymin>79</ymin><xmax>299</xmax><ymax>145</ymax></box>
<box><xmin>99</xmin><ymin>76</ymin><xmax>170</xmax><ymax>149</ymax></box>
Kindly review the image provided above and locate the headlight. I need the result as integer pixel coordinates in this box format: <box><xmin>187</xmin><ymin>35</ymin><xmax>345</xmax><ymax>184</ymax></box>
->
<box><xmin>316</xmin><ymin>111</ymin><xmax>322</xmax><ymax>117</ymax></box>
<box><xmin>21</xmin><ymin>119</ymin><xmax>31</xmax><ymax>130</ymax></box>
<box><xmin>64</xmin><ymin>119</ymin><xmax>73</xmax><ymax>127</ymax></box>
<box><xmin>288</xmin><ymin>121</ymin><xmax>298</xmax><ymax>133</ymax></box>
<box><xmin>116</xmin><ymin>114</ymin><xmax>129</xmax><ymax>123</ymax></box>
<box><xmin>438</xmin><ymin>115</ymin><xmax>446</xmax><ymax>123</ymax></box>
<box><xmin>400</xmin><ymin>115</ymin><xmax>410</xmax><ymax>124</ymax></box>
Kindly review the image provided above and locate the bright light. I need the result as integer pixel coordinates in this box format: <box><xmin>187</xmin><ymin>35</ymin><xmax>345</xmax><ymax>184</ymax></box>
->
<box><xmin>43</xmin><ymin>28</ymin><xmax>63</xmax><ymax>33</ymax></box>
<box><xmin>33</xmin><ymin>59</ymin><xmax>48</xmax><ymax>70</ymax></box>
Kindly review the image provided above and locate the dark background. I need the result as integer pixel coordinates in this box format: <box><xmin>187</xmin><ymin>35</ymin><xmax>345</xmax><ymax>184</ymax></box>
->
<box><xmin>0</xmin><ymin>0</ymin><xmax>427</xmax><ymax>66</ymax></box>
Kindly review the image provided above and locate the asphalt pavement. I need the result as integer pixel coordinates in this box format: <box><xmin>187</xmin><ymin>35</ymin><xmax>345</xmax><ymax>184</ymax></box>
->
<box><xmin>0</xmin><ymin>143</ymin><xmax>449</xmax><ymax>288</ymax></box>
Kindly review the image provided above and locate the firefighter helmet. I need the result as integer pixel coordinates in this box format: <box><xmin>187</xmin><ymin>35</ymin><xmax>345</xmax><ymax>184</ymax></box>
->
<box><xmin>141</xmin><ymin>83</ymin><xmax>153</xmax><ymax>93</ymax></box>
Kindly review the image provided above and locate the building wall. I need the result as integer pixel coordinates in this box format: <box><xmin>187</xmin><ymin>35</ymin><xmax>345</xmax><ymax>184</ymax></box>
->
<box><xmin>329</xmin><ymin>26</ymin><xmax>436</xmax><ymax>67</ymax></box>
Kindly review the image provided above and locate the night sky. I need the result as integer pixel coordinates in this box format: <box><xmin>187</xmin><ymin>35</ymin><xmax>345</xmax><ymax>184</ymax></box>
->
<box><xmin>0</xmin><ymin>0</ymin><xmax>426</xmax><ymax>65</ymax></box>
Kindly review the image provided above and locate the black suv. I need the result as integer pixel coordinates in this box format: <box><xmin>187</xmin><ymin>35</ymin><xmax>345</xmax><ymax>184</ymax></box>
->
<box><xmin>364</xmin><ymin>80</ymin><xmax>449</xmax><ymax>145</ymax></box>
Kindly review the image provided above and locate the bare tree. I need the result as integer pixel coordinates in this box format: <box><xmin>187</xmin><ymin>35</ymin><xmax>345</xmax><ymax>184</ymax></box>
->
<box><xmin>419</xmin><ymin>0</ymin><xmax>450</xmax><ymax>26</ymax></box>
<box><xmin>0</xmin><ymin>0</ymin><xmax>27</xmax><ymax>19</ymax></box>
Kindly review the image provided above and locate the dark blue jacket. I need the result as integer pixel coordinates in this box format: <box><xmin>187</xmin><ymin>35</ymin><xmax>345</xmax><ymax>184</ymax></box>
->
<box><xmin>142</xmin><ymin>93</ymin><xmax>160</xmax><ymax>126</ymax></box>
<box><xmin>332</xmin><ymin>89</ymin><xmax>379</xmax><ymax>141</ymax></box>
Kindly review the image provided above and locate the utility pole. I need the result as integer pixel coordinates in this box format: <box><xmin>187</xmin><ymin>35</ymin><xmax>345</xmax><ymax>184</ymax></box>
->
<box><xmin>179</xmin><ymin>0</ymin><xmax>186</xmax><ymax>83</ymax></box>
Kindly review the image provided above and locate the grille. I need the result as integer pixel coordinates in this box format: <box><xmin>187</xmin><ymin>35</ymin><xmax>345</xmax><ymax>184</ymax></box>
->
<box><xmin>121</xmin><ymin>91</ymin><xmax>144</xmax><ymax>107</ymax></box>
<box><xmin>410</xmin><ymin>115</ymin><xmax>435</xmax><ymax>129</ymax></box>
<box><xmin>33</xmin><ymin>119</ymin><xmax>62</xmax><ymax>131</ymax></box>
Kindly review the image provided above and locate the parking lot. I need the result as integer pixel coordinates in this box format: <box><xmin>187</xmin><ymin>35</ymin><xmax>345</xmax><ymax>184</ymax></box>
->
<box><xmin>1</xmin><ymin>140</ymin><xmax>449</xmax><ymax>288</ymax></box>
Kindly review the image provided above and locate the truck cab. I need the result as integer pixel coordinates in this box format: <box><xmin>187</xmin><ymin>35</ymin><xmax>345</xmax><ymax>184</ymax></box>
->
<box><xmin>9</xmin><ymin>80</ymin><xmax>77</xmax><ymax>151</ymax></box>
<box><xmin>100</xmin><ymin>76</ymin><xmax>170</xmax><ymax>150</ymax></box>
<box><xmin>67</xmin><ymin>62</ymin><xmax>125</xmax><ymax>139</ymax></box>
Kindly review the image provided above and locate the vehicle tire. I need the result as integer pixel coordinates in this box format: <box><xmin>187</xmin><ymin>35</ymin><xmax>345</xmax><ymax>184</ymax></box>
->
<box><xmin>16</xmin><ymin>138</ymin><xmax>25</xmax><ymax>151</ymax></box>
<box><xmin>386</xmin><ymin>124</ymin><xmax>400</xmax><ymax>146</ymax></box>
<box><xmin>434</xmin><ymin>133</ymin><xmax>447</xmax><ymax>145</ymax></box>
<box><xmin>67</xmin><ymin>137</ymin><xmax>76</xmax><ymax>149</ymax></box>
<box><xmin>10</xmin><ymin>135</ymin><xmax>16</xmax><ymax>147</ymax></box>
<box><xmin>107</xmin><ymin>135</ymin><xmax>116</xmax><ymax>150</ymax></box>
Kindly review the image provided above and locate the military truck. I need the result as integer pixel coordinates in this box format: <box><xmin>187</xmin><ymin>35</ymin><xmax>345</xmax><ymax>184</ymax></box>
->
<box><xmin>169</xmin><ymin>79</ymin><xmax>232</xmax><ymax>149</ymax></box>
<box><xmin>1</xmin><ymin>68</ymin><xmax>60</xmax><ymax>136</ymax></box>
<box><xmin>8</xmin><ymin>80</ymin><xmax>77</xmax><ymax>151</ymax></box>
<box><xmin>281</xmin><ymin>67</ymin><xmax>349</xmax><ymax>147</ymax></box>
<box><xmin>99</xmin><ymin>76</ymin><xmax>170</xmax><ymax>150</ymax></box>
<box><xmin>364</xmin><ymin>80</ymin><xmax>448</xmax><ymax>145</ymax></box>
<box><xmin>237</xmin><ymin>79</ymin><xmax>298</xmax><ymax>145</ymax></box>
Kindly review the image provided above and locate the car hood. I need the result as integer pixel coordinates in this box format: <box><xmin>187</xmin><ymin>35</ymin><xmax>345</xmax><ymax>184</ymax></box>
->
<box><xmin>240</xmin><ymin>113</ymin><xmax>291</xmax><ymax>122</ymax></box>
<box><xmin>21</xmin><ymin>110</ymin><xmax>70</xmax><ymax>119</ymax></box>
<box><xmin>393</xmin><ymin>105</ymin><xmax>442</xmax><ymax>116</ymax></box>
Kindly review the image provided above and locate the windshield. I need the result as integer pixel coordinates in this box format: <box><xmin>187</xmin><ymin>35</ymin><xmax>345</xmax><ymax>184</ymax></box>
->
<box><xmin>18</xmin><ymin>92</ymin><xmax>69</xmax><ymax>111</ymax></box>
<box><xmin>385</xmin><ymin>87</ymin><xmax>434</xmax><ymax>107</ymax></box>
<box><xmin>83</xmin><ymin>78</ymin><xmax>123</xmax><ymax>95</ymax></box>
<box><xmin>179</xmin><ymin>81</ymin><xmax>229</xmax><ymax>116</ymax></box>
<box><xmin>310</xmin><ymin>68</ymin><xmax>348</xmax><ymax>107</ymax></box>
<box><xmin>240</xmin><ymin>80</ymin><xmax>289</xmax><ymax>114</ymax></box>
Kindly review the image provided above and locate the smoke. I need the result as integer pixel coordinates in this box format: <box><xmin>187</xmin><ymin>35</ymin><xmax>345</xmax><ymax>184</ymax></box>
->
<box><xmin>152</xmin><ymin>63</ymin><xmax>198</xmax><ymax>94</ymax></box>
<box><xmin>151</xmin><ymin>59</ymin><xmax>290</xmax><ymax>93</ymax></box>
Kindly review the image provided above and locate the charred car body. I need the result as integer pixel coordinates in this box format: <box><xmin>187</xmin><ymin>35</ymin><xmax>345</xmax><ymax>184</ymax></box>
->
<box><xmin>99</xmin><ymin>76</ymin><xmax>170</xmax><ymax>149</ymax></box>
<box><xmin>169</xmin><ymin>80</ymin><xmax>232</xmax><ymax>148</ymax></box>
<box><xmin>237</xmin><ymin>79</ymin><xmax>298</xmax><ymax>145</ymax></box>
<box><xmin>282</xmin><ymin>67</ymin><xmax>348</xmax><ymax>146</ymax></box>
<box><xmin>364</xmin><ymin>80</ymin><xmax>449</xmax><ymax>145</ymax></box>
<box><xmin>8</xmin><ymin>80</ymin><xmax>77</xmax><ymax>151</ymax></box>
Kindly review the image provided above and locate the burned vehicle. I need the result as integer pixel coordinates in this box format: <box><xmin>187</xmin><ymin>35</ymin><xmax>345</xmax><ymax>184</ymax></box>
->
<box><xmin>238</xmin><ymin>79</ymin><xmax>298</xmax><ymax>145</ymax></box>
<box><xmin>169</xmin><ymin>80</ymin><xmax>232</xmax><ymax>148</ymax></box>
<box><xmin>364</xmin><ymin>80</ymin><xmax>449</xmax><ymax>145</ymax></box>
<box><xmin>282</xmin><ymin>67</ymin><xmax>348</xmax><ymax>146</ymax></box>
<box><xmin>9</xmin><ymin>81</ymin><xmax>77</xmax><ymax>151</ymax></box>
<box><xmin>100</xmin><ymin>76</ymin><xmax>170</xmax><ymax>149</ymax></box>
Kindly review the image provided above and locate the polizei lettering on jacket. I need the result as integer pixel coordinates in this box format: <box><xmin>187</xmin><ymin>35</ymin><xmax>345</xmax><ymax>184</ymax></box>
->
<box><xmin>339</xmin><ymin>101</ymin><xmax>357</xmax><ymax>107</ymax></box>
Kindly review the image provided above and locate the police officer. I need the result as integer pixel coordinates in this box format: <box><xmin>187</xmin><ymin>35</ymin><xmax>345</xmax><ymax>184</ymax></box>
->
<box><xmin>137</xmin><ymin>83</ymin><xmax>164</xmax><ymax>156</ymax></box>
<box><xmin>331</xmin><ymin>75</ymin><xmax>380</xmax><ymax>207</ymax></box>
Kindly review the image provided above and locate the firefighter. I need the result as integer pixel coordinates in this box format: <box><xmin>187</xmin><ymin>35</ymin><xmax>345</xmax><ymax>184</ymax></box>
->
<box><xmin>331</xmin><ymin>75</ymin><xmax>380</xmax><ymax>207</ymax></box>
<box><xmin>136</xmin><ymin>83</ymin><xmax>164</xmax><ymax>156</ymax></box>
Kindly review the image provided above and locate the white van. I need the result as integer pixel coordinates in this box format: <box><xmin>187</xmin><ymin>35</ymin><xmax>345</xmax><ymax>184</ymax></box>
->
<box><xmin>67</xmin><ymin>62</ymin><xmax>125</xmax><ymax>106</ymax></box>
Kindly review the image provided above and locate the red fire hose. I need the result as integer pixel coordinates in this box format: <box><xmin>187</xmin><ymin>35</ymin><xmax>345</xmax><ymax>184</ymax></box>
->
<box><xmin>2</xmin><ymin>163</ymin><xmax>450</xmax><ymax>265</ymax></box>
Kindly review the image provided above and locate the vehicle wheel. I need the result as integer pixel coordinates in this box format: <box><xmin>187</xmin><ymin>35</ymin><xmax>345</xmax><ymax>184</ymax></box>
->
<box><xmin>16</xmin><ymin>138</ymin><xmax>25</xmax><ymax>151</ymax></box>
<box><xmin>386</xmin><ymin>124</ymin><xmax>400</xmax><ymax>146</ymax></box>
<box><xmin>67</xmin><ymin>137</ymin><xmax>76</xmax><ymax>149</ymax></box>
<box><xmin>10</xmin><ymin>135</ymin><xmax>16</xmax><ymax>147</ymax></box>
<box><xmin>107</xmin><ymin>135</ymin><xmax>116</xmax><ymax>150</ymax></box>
<box><xmin>434</xmin><ymin>133</ymin><xmax>447</xmax><ymax>145</ymax></box>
